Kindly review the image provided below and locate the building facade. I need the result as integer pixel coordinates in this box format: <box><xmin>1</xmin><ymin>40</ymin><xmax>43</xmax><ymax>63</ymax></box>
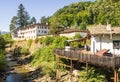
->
<box><xmin>88</xmin><ymin>24</ymin><xmax>120</xmax><ymax>55</ymax></box>
<box><xmin>12</xmin><ymin>23</ymin><xmax>49</xmax><ymax>40</ymax></box>
<box><xmin>59</xmin><ymin>29</ymin><xmax>87</xmax><ymax>38</ymax></box>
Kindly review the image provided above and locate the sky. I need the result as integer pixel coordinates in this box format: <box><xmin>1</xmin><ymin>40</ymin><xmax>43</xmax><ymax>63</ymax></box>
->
<box><xmin>0</xmin><ymin>0</ymin><xmax>94</xmax><ymax>32</ymax></box>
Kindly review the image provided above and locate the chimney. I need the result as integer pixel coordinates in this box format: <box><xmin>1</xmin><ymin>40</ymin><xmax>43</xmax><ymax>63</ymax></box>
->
<box><xmin>106</xmin><ymin>24</ymin><xmax>111</xmax><ymax>31</ymax></box>
<box><xmin>106</xmin><ymin>23</ymin><xmax>112</xmax><ymax>39</ymax></box>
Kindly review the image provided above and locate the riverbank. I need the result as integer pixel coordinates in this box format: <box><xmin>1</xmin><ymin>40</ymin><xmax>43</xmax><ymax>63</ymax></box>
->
<box><xmin>5</xmin><ymin>49</ymin><xmax>79</xmax><ymax>82</ymax></box>
<box><xmin>5</xmin><ymin>51</ymin><xmax>32</xmax><ymax>82</ymax></box>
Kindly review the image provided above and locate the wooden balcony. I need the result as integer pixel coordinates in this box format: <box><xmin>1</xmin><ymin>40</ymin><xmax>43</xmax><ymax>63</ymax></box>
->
<box><xmin>54</xmin><ymin>48</ymin><xmax>120</xmax><ymax>68</ymax></box>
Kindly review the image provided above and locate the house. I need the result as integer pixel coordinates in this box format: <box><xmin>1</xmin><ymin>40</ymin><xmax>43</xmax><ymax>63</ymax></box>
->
<box><xmin>88</xmin><ymin>24</ymin><xmax>120</xmax><ymax>55</ymax></box>
<box><xmin>12</xmin><ymin>23</ymin><xmax>49</xmax><ymax>40</ymax></box>
<box><xmin>59</xmin><ymin>29</ymin><xmax>87</xmax><ymax>38</ymax></box>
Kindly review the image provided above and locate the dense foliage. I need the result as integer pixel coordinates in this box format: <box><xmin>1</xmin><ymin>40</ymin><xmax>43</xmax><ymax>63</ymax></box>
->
<box><xmin>0</xmin><ymin>35</ymin><xmax>8</xmax><ymax>71</ymax></box>
<box><xmin>79</xmin><ymin>66</ymin><xmax>106</xmax><ymax>82</ymax></box>
<box><xmin>31</xmin><ymin>36</ymin><xmax>68</xmax><ymax>66</ymax></box>
<box><xmin>0</xmin><ymin>36</ymin><xmax>6</xmax><ymax>49</ymax></box>
<box><xmin>30</xmin><ymin>36</ymin><xmax>107</xmax><ymax>81</ymax></box>
<box><xmin>48</xmin><ymin>0</ymin><xmax>120</xmax><ymax>31</ymax></box>
<box><xmin>31</xmin><ymin>36</ymin><xmax>68</xmax><ymax>76</ymax></box>
<box><xmin>0</xmin><ymin>50</ymin><xmax>6</xmax><ymax>71</ymax></box>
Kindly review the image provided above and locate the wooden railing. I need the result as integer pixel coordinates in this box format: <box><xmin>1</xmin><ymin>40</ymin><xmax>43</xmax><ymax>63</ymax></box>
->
<box><xmin>54</xmin><ymin>48</ymin><xmax>120</xmax><ymax>68</ymax></box>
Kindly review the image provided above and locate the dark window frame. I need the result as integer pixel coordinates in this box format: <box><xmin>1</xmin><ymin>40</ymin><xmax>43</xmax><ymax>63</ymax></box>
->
<box><xmin>113</xmin><ymin>40</ymin><xmax>120</xmax><ymax>49</ymax></box>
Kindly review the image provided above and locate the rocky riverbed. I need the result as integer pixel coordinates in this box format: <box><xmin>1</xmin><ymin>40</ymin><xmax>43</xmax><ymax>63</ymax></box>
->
<box><xmin>5</xmin><ymin>53</ymin><xmax>32</xmax><ymax>82</ymax></box>
<box><xmin>3</xmin><ymin>50</ymin><xmax>80</xmax><ymax>82</ymax></box>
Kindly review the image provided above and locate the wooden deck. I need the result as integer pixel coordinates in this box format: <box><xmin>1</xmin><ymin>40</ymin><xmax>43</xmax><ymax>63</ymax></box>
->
<box><xmin>54</xmin><ymin>48</ymin><xmax>120</xmax><ymax>68</ymax></box>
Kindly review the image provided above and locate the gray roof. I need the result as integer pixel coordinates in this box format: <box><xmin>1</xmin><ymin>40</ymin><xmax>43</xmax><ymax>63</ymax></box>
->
<box><xmin>88</xmin><ymin>24</ymin><xmax>120</xmax><ymax>35</ymax></box>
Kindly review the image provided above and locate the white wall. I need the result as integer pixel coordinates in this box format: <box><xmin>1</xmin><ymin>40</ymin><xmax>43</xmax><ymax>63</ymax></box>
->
<box><xmin>90</xmin><ymin>34</ymin><xmax>120</xmax><ymax>55</ymax></box>
<box><xmin>36</xmin><ymin>26</ymin><xmax>49</xmax><ymax>36</ymax></box>
<box><xmin>17</xmin><ymin>25</ymin><xmax>49</xmax><ymax>40</ymax></box>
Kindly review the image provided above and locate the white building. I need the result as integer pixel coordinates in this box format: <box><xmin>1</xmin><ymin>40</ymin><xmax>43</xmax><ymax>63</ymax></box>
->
<box><xmin>59</xmin><ymin>29</ymin><xmax>87</xmax><ymax>38</ymax></box>
<box><xmin>88</xmin><ymin>24</ymin><xmax>120</xmax><ymax>55</ymax></box>
<box><xmin>12</xmin><ymin>23</ymin><xmax>49</xmax><ymax>40</ymax></box>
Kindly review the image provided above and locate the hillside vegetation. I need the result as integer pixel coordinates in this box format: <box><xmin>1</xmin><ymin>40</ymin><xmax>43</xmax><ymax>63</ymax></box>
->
<box><xmin>12</xmin><ymin>35</ymin><xmax>108</xmax><ymax>81</ymax></box>
<box><xmin>0</xmin><ymin>33</ymin><xmax>12</xmax><ymax>71</ymax></box>
<box><xmin>48</xmin><ymin>0</ymin><xmax>120</xmax><ymax>31</ymax></box>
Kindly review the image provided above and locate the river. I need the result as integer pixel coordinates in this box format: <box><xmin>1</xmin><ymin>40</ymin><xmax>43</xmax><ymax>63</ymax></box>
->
<box><xmin>5</xmin><ymin>53</ymin><xmax>32</xmax><ymax>82</ymax></box>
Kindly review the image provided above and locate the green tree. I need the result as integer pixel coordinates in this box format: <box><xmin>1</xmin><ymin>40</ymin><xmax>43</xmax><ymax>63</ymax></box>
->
<box><xmin>79</xmin><ymin>22</ymin><xmax>86</xmax><ymax>30</ymax></box>
<box><xmin>40</xmin><ymin>16</ymin><xmax>49</xmax><ymax>23</ymax></box>
<box><xmin>17</xmin><ymin>4</ymin><xmax>30</xmax><ymax>28</ymax></box>
<box><xmin>0</xmin><ymin>36</ymin><xmax>6</xmax><ymax>49</ymax></box>
<box><xmin>44</xmin><ymin>36</ymin><xmax>54</xmax><ymax>45</ymax></box>
<box><xmin>9</xmin><ymin>16</ymin><xmax>17</xmax><ymax>32</ymax></box>
<box><xmin>45</xmin><ymin>0</ymin><xmax>120</xmax><ymax>28</ymax></box>
<box><xmin>77</xmin><ymin>10</ymin><xmax>90</xmax><ymax>24</ymax></box>
<box><xmin>30</xmin><ymin>17</ymin><xmax>37</xmax><ymax>24</ymax></box>
<box><xmin>73</xmin><ymin>33</ymin><xmax>82</xmax><ymax>39</ymax></box>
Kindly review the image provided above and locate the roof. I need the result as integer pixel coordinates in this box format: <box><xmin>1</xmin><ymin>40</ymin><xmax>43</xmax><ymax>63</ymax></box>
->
<box><xmin>65</xmin><ymin>37</ymin><xmax>86</xmax><ymax>42</ymax></box>
<box><xmin>60</xmin><ymin>28</ymin><xmax>86</xmax><ymax>34</ymax></box>
<box><xmin>88</xmin><ymin>24</ymin><xmax>120</xmax><ymax>35</ymax></box>
<box><xmin>17</xmin><ymin>23</ymin><xmax>49</xmax><ymax>31</ymax></box>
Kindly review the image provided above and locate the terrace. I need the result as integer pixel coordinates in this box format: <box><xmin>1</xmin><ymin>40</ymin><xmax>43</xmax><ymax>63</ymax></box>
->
<box><xmin>54</xmin><ymin>48</ymin><xmax>120</xmax><ymax>68</ymax></box>
<box><xmin>54</xmin><ymin>48</ymin><xmax>120</xmax><ymax>82</ymax></box>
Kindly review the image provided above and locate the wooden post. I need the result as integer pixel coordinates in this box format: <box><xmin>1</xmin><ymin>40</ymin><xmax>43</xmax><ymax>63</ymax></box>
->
<box><xmin>70</xmin><ymin>59</ymin><xmax>73</xmax><ymax>73</ymax></box>
<box><xmin>114</xmin><ymin>68</ymin><xmax>118</xmax><ymax>82</ymax></box>
<box><xmin>57</xmin><ymin>56</ymin><xmax>60</xmax><ymax>80</ymax></box>
<box><xmin>86</xmin><ymin>62</ymin><xmax>88</xmax><ymax>82</ymax></box>
<box><xmin>58</xmin><ymin>57</ymin><xmax>60</xmax><ymax>70</ymax></box>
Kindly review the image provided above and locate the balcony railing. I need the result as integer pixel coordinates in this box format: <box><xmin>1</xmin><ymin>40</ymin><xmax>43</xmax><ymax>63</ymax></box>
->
<box><xmin>54</xmin><ymin>48</ymin><xmax>120</xmax><ymax>68</ymax></box>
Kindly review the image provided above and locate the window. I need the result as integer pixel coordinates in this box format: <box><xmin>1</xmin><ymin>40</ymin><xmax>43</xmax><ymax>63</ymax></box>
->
<box><xmin>113</xmin><ymin>40</ymin><xmax>120</xmax><ymax>49</ymax></box>
<box><xmin>44</xmin><ymin>31</ymin><xmax>47</xmax><ymax>33</ymax></box>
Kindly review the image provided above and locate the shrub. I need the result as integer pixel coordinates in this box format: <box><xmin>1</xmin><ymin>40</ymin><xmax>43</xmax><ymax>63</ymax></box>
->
<box><xmin>73</xmin><ymin>33</ymin><xmax>82</xmax><ymax>39</ymax></box>
<box><xmin>20</xmin><ymin>47</ymin><xmax>29</xmax><ymax>55</ymax></box>
<box><xmin>79</xmin><ymin>22</ymin><xmax>86</xmax><ymax>30</ymax></box>
<box><xmin>13</xmin><ymin>46</ymin><xmax>21</xmax><ymax>56</ymax></box>
<box><xmin>0</xmin><ymin>36</ymin><xmax>6</xmax><ymax>49</ymax></box>
<box><xmin>52</xmin><ymin>36</ymin><xmax>68</xmax><ymax>48</ymax></box>
<box><xmin>41</xmin><ymin>62</ymin><xmax>56</xmax><ymax>77</ymax></box>
<box><xmin>30</xmin><ymin>36</ymin><xmax>68</xmax><ymax>76</ymax></box>
<box><xmin>44</xmin><ymin>36</ymin><xmax>54</xmax><ymax>45</ymax></box>
<box><xmin>35</xmin><ymin>37</ymin><xmax>39</xmax><ymax>43</ymax></box>
<box><xmin>79</xmin><ymin>66</ymin><xmax>106</xmax><ymax>82</ymax></box>
<box><xmin>39</xmin><ymin>37</ymin><xmax>45</xmax><ymax>45</ymax></box>
<box><xmin>0</xmin><ymin>50</ymin><xmax>7</xmax><ymax>71</ymax></box>
<box><xmin>27</xmin><ymin>39</ymin><xmax>32</xmax><ymax>48</ymax></box>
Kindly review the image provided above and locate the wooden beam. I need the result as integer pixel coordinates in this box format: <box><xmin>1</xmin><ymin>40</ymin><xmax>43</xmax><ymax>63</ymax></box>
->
<box><xmin>58</xmin><ymin>57</ymin><xmax>60</xmax><ymax>69</ymax></box>
<box><xmin>114</xmin><ymin>68</ymin><xmax>118</xmax><ymax>82</ymax></box>
<box><xmin>70</xmin><ymin>60</ymin><xmax>73</xmax><ymax>73</ymax></box>
<box><xmin>55</xmin><ymin>54</ymin><xmax>78</xmax><ymax>60</ymax></box>
<box><xmin>86</xmin><ymin>62</ymin><xmax>88</xmax><ymax>82</ymax></box>
<box><xmin>58</xmin><ymin>63</ymin><xmax>71</xmax><ymax>68</ymax></box>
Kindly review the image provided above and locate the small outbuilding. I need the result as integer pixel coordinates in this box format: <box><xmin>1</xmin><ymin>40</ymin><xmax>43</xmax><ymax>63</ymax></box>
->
<box><xmin>88</xmin><ymin>24</ymin><xmax>120</xmax><ymax>56</ymax></box>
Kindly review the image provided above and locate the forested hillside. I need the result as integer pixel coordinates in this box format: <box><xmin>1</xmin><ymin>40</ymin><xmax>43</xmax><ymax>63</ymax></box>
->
<box><xmin>48</xmin><ymin>0</ymin><xmax>120</xmax><ymax>30</ymax></box>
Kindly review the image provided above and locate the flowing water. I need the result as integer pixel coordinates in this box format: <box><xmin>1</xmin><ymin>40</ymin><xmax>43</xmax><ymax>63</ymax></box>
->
<box><xmin>5</xmin><ymin>54</ymin><xmax>32</xmax><ymax>82</ymax></box>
